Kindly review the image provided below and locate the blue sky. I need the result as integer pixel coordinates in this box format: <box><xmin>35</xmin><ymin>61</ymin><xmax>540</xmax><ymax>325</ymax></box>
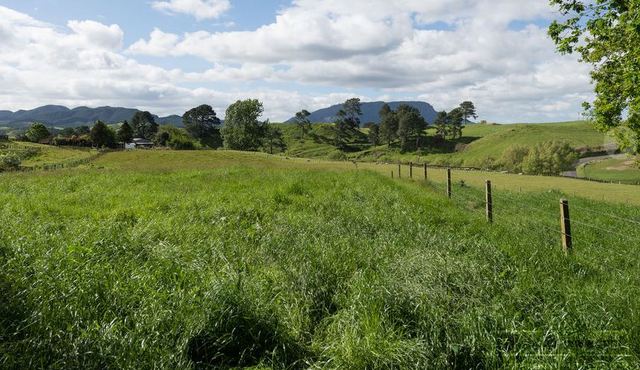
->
<box><xmin>0</xmin><ymin>0</ymin><xmax>592</xmax><ymax>122</ymax></box>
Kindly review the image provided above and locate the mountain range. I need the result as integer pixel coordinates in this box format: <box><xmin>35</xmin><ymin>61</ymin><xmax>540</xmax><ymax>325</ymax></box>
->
<box><xmin>0</xmin><ymin>101</ymin><xmax>439</xmax><ymax>130</ymax></box>
<box><xmin>287</xmin><ymin>101</ymin><xmax>438</xmax><ymax>125</ymax></box>
<box><xmin>0</xmin><ymin>105</ymin><xmax>182</xmax><ymax>128</ymax></box>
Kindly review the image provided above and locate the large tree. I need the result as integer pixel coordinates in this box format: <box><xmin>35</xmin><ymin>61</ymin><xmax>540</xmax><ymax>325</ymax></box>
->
<box><xmin>116</xmin><ymin>120</ymin><xmax>133</xmax><ymax>143</ymax></box>
<box><xmin>221</xmin><ymin>99</ymin><xmax>265</xmax><ymax>151</ymax></box>
<box><xmin>294</xmin><ymin>110</ymin><xmax>312</xmax><ymax>139</ymax></box>
<box><xmin>368</xmin><ymin>123</ymin><xmax>380</xmax><ymax>146</ymax></box>
<box><xmin>25</xmin><ymin>123</ymin><xmax>51</xmax><ymax>143</ymax></box>
<box><xmin>379</xmin><ymin>103</ymin><xmax>398</xmax><ymax>146</ymax></box>
<box><xmin>334</xmin><ymin>98</ymin><xmax>362</xmax><ymax>148</ymax></box>
<box><xmin>90</xmin><ymin>121</ymin><xmax>116</xmax><ymax>148</ymax></box>
<box><xmin>459</xmin><ymin>101</ymin><xmax>477</xmax><ymax>124</ymax></box>
<box><xmin>434</xmin><ymin>111</ymin><xmax>449</xmax><ymax>139</ymax></box>
<box><xmin>448</xmin><ymin>107</ymin><xmax>465</xmax><ymax>139</ymax></box>
<box><xmin>182</xmin><ymin>104</ymin><xmax>222</xmax><ymax>148</ymax></box>
<box><xmin>131</xmin><ymin>111</ymin><xmax>158</xmax><ymax>140</ymax></box>
<box><xmin>396</xmin><ymin>104</ymin><xmax>427</xmax><ymax>151</ymax></box>
<box><xmin>549</xmin><ymin>0</ymin><xmax>640</xmax><ymax>153</ymax></box>
<box><xmin>263</xmin><ymin>122</ymin><xmax>287</xmax><ymax>154</ymax></box>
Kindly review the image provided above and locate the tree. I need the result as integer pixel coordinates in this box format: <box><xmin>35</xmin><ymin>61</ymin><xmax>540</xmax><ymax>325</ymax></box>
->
<box><xmin>379</xmin><ymin>104</ymin><xmax>399</xmax><ymax>145</ymax></box>
<box><xmin>396</xmin><ymin>105</ymin><xmax>427</xmax><ymax>151</ymax></box>
<box><xmin>334</xmin><ymin>98</ymin><xmax>362</xmax><ymax>148</ymax></box>
<box><xmin>263</xmin><ymin>123</ymin><xmax>287</xmax><ymax>154</ymax></box>
<box><xmin>434</xmin><ymin>111</ymin><xmax>449</xmax><ymax>139</ymax></box>
<box><xmin>294</xmin><ymin>110</ymin><xmax>312</xmax><ymax>139</ymax></box>
<box><xmin>131</xmin><ymin>111</ymin><xmax>158</xmax><ymax>140</ymax></box>
<box><xmin>182</xmin><ymin>104</ymin><xmax>222</xmax><ymax>148</ymax></box>
<box><xmin>25</xmin><ymin>123</ymin><xmax>50</xmax><ymax>143</ymax></box>
<box><xmin>368</xmin><ymin>123</ymin><xmax>380</xmax><ymax>146</ymax></box>
<box><xmin>459</xmin><ymin>101</ymin><xmax>477</xmax><ymax>124</ymax></box>
<box><xmin>116</xmin><ymin>121</ymin><xmax>133</xmax><ymax>143</ymax></box>
<box><xmin>221</xmin><ymin>99</ymin><xmax>266</xmax><ymax>151</ymax></box>
<box><xmin>155</xmin><ymin>125</ymin><xmax>197</xmax><ymax>150</ymax></box>
<box><xmin>448</xmin><ymin>107</ymin><xmax>465</xmax><ymax>139</ymax></box>
<box><xmin>549</xmin><ymin>1</ymin><xmax>640</xmax><ymax>154</ymax></box>
<box><xmin>90</xmin><ymin>121</ymin><xmax>116</xmax><ymax>148</ymax></box>
<box><xmin>522</xmin><ymin>141</ymin><xmax>578</xmax><ymax>175</ymax></box>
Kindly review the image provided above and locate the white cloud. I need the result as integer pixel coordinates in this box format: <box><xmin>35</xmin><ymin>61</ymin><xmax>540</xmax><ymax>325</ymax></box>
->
<box><xmin>151</xmin><ymin>0</ymin><xmax>230</xmax><ymax>20</ymax></box>
<box><xmin>0</xmin><ymin>2</ymin><xmax>594</xmax><ymax>123</ymax></box>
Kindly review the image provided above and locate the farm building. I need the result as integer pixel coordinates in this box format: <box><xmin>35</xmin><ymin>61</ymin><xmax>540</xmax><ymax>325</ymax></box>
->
<box><xmin>125</xmin><ymin>138</ymin><xmax>154</xmax><ymax>150</ymax></box>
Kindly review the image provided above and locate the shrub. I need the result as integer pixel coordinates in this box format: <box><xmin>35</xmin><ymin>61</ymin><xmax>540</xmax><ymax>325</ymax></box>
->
<box><xmin>0</xmin><ymin>153</ymin><xmax>21</xmax><ymax>171</ymax></box>
<box><xmin>328</xmin><ymin>150</ymin><xmax>348</xmax><ymax>161</ymax></box>
<box><xmin>500</xmin><ymin>145</ymin><xmax>530</xmax><ymax>173</ymax></box>
<box><xmin>522</xmin><ymin>141</ymin><xmax>578</xmax><ymax>175</ymax></box>
<box><xmin>169</xmin><ymin>136</ymin><xmax>196</xmax><ymax>150</ymax></box>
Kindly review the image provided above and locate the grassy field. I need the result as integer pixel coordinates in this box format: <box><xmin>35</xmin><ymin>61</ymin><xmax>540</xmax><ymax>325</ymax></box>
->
<box><xmin>0</xmin><ymin>141</ymin><xmax>97</xmax><ymax>168</ymax></box>
<box><xmin>577</xmin><ymin>156</ymin><xmax>640</xmax><ymax>184</ymax></box>
<box><xmin>1</xmin><ymin>150</ymin><xmax>639</xmax><ymax>368</ymax></box>
<box><xmin>279</xmin><ymin>121</ymin><xmax>607</xmax><ymax>168</ymax></box>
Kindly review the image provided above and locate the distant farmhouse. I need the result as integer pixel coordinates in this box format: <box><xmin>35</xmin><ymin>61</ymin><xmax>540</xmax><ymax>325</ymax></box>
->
<box><xmin>125</xmin><ymin>138</ymin><xmax>154</xmax><ymax>150</ymax></box>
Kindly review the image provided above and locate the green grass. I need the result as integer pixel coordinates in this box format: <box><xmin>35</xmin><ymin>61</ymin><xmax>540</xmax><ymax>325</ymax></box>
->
<box><xmin>1</xmin><ymin>150</ymin><xmax>639</xmax><ymax>368</ymax></box>
<box><xmin>279</xmin><ymin>121</ymin><xmax>606</xmax><ymax>168</ymax></box>
<box><xmin>577</xmin><ymin>156</ymin><xmax>640</xmax><ymax>184</ymax></box>
<box><xmin>0</xmin><ymin>141</ymin><xmax>98</xmax><ymax>168</ymax></box>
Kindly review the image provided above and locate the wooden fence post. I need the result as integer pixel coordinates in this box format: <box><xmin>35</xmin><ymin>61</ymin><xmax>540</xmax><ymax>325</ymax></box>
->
<box><xmin>398</xmin><ymin>163</ymin><xmax>401</xmax><ymax>178</ymax></box>
<box><xmin>485</xmin><ymin>180</ymin><xmax>493</xmax><ymax>223</ymax></box>
<box><xmin>424</xmin><ymin>163</ymin><xmax>428</xmax><ymax>180</ymax></box>
<box><xmin>560</xmin><ymin>199</ymin><xmax>572</xmax><ymax>254</ymax></box>
<box><xmin>446</xmin><ymin>168</ymin><xmax>452</xmax><ymax>199</ymax></box>
<box><xmin>410</xmin><ymin>162</ymin><xmax>413</xmax><ymax>179</ymax></box>
<box><xmin>391</xmin><ymin>171</ymin><xmax>394</xmax><ymax>179</ymax></box>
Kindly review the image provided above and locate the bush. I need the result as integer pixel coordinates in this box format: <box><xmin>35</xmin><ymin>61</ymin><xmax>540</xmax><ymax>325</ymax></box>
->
<box><xmin>169</xmin><ymin>136</ymin><xmax>196</xmax><ymax>150</ymax></box>
<box><xmin>328</xmin><ymin>150</ymin><xmax>348</xmax><ymax>161</ymax></box>
<box><xmin>0</xmin><ymin>154</ymin><xmax>21</xmax><ymax>171</ymax></box>
<box><xmin>155</xmin><ymin>125</ymin><xmax>198</xmax><ymax>150</ymax></box>
<box><xmin>522</xmin><ymin>141</ymin><xmax>578</xmax><ymax>175</ymax></box>
<box><xmin>500</xmin><ymin>145</ymin><xmax>530</xmax><ymax>173</ymax></box>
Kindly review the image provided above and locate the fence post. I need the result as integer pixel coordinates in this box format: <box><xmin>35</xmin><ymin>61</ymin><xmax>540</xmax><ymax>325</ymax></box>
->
<box><xmin>485</xmin><ymin>180</ymin><xmax>493</xmax><ymax>223</ymax></box>
<box><xmin>391</xmin><ymin>171</ymin><xmax>394</xmax><ymax>179</ymax></box>
<box><xmin>424</xmin><ymin>163</ymin><xmax>428</xmax><ymax>180</ymax></box>
<box><xmin>446</xmin><ymin>168</ymin><xmax>452</xmax><ymax>199</ymax></box>
<box><xmin>398</xmin><ymin>162</ymin><xmax>401</xmax><ymax>178</ymax></box>
<box><xmin>560</xmin><ymin>199</ymin><xmax>572</xmax><ymax>254</ymax></box>
<box><xmin>410</xmin><ymin>162</ymin><xmax>413</xmax><ymax>179</ymax></box>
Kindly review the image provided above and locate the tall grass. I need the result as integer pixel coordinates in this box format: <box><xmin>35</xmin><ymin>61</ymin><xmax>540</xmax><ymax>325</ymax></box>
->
<box><xmin>0</xmin><ymin>153</ymin><xmax>638</xmax><ymax>368</ymax></box>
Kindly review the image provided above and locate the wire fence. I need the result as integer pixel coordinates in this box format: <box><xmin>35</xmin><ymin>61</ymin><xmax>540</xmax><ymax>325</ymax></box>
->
<box><xmin>389</xmin><ymin>164</ymin><xmax>640</xmax><ymax>255</ymax></box>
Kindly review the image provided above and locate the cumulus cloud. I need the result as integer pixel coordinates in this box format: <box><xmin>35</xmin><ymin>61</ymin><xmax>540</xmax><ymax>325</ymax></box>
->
<box><xmin>0</xmin><ymin>2</ymin><xmax>594</xmax><ymax>122</ymax></box>
<box><xmin>151</xmin><ymin>0</ymin><xmax>230</xmax><ymax>20</ymax></box>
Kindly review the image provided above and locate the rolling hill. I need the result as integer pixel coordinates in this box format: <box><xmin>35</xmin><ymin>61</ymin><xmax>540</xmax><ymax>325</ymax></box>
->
<box><xmin>287</xmin><ymin>101</ymin><xmax>438</xmax><ymax>125</ymax></box>
<box><xmin>0</xmin><ymin>105</ymin><xmax>182</xmax><ymax>128</ymax></box>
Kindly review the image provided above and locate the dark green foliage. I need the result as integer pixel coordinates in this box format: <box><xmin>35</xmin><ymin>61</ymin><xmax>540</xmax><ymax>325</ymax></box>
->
<box><xmin>155</xmin><ymin>125</ymin><xmax>197</xmax><ymax>150</ymax></box>
<box><xmin>294</xmin><ymin>110</ymin><xmax>312</xmax><ymax>139</ymax></box>
<box><xmin>379</xmin><ymin>104</ymin><xmax>399</xmax><ymax>145</ymax></box>
<box><xmin>25</xmin><ymin>122</ymin><xmax>50</xmax><ymax>143</ymax></box>
<box><xmin>334</xmin><ymin>98</ymin><xmax>362</xmax><ymax>148</ymax></box>
<box><xmin>90</xmin><ymin>121</ymin><xmax>116</xmax><ymax>148</ymax></box>
<box><xmin>221</xmin><ymin>99</ymin><xmax>266</xmax><ymax>151</ymax></box>
<box><xmin>522</xmin><ymin>141</ymin><xmax>579</xmax><ymax>175</ymax></box>
<box><xmin>262</xmin><ymin>123</ymin><xmax>286</xmax><ymax>154</ymax></box>
<box><xmin>182</xmin><ymin>105</ymin><xmax>222</xmax><ymax>148</ymax></box>
<box><xmin>396</xmin><ymin>104</ymin><xmax>427</xmax><ymax>151</ymax></box>
<box><xmin>448</xmin><ymin>107</ymin><xmax>465</xmax><ymax>140</ymax></box>
<box><xmin>434</xmin><ymin>111</ymin><xmax>448</xmax><ymax>139</ymax></box>
<box><xmin>460</xmin><ymin>101</ymin><xmax>477</xmax><ymax>124</ymax></box>
<box><xmin>131</xmin><ymin>111</ymin><xmax>158</xmax><ymax>140</ymax></box>
<box><xmin>116</xmin><ymin>121</ymin><xmax>134</xmax><ymax>143</ymax></box>
<box><xmin>368</xmin><ymin>124</ymin><xmax>380</xmax><ymax>146</ymax></box>
<box><xmin>0</xmin><ymin>153</ymin><xmax>21</xmax><ymax>171</ymax></box>
<box><xmin>549</xmin><ymin>0</ymin><xmax>640</xmax><ymax>153</ymax></box>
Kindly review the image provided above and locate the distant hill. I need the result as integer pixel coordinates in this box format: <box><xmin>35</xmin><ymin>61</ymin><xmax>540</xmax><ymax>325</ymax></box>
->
<box><xmin>287</xmin><ymin>101</ymin><xmax>438</xmax><ymax>125</ymax></box>
<box><xmin>0</xmin><ymin>105</ymin><xmax>182</xmax><ymax>128</ymax></box>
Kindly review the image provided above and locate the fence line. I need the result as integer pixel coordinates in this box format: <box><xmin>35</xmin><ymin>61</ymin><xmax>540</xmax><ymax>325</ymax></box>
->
<box><xmin>390</xmin><ymin>165</ymin><xmax>640</xmax><ymax>255</ymax></box>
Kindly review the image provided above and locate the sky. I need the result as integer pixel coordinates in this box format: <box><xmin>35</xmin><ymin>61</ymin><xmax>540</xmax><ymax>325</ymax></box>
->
<box><xmin>0</xmin><ymin>0</ymin><xmax>594</xmax><ymax>122</ymax></box>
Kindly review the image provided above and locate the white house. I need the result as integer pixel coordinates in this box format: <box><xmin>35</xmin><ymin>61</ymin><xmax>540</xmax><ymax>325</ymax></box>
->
<box><xmin>125</xmin><ymin>138</ymin><xmax>154</xmax><ymax>150</ymax></box>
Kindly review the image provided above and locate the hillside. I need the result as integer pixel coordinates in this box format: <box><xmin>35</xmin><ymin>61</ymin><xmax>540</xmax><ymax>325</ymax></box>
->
<box><xmin>279</xmin><ymin>121</ymin><xmax>607</xmax><ymax>168</ymax></box>
<box><xmin>287</xmin><ymin>101</ymin><xmax>438</xmax><ymax>125</ymax></box>
<box><xmin>0</xmin><ymin>105</ymin><xmax>182</xmax><ymax>128</ymax></box>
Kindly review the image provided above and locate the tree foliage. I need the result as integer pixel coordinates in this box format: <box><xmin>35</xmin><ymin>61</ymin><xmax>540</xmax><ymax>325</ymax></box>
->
<box><xmin>434</xmin><ymin>111</ymin><xmax>449</xmax><ymax>139</ymax></box>
<box><xmin>367</xmin><ymin>123</ymin><xmax>380</xmax><ymax>146</ymax></box>
<box><xmin>459</xmin><ymin>101</ymin><xmax>477</xmax><ymax>124</ymax></box>
<box><xmin>396</xmin><ymin>104</ymin><xmax>427</xmax><ymax>151</ymax></box>
<box><xmin>183</xmin><ymin>105</ymin><xmax>222</xmax><ymax>148</ymax></box>
<box><xmin>131</xmin><ymin>111</ymin><xmax>158</xmax><ymax>140</ymax></box>
<box><xmin>25</xmin><ymin>123</ymin><xmax>50</xmax><ymax>143</ymax></box>
<box><xmin>155</xmin><ymin>125</ymin><xmax>197</xmax><ymax>150</ymax></box>
<box><xmin>334</xmin><ymin>98</ymin><xmax>362</xmax><ymax>148</ymax></box>
<box><xmin>90</xmin><ymin>121</ymin><xmax>116</xmax><ymax>148</ymax></box>
<box><xmin>294</xmin><ymin>110</ymin><xmax>312</xmax><ymax>139</ymax></box>
<box><xmin>379</xmin><ymin>104</ymin><xmax>398</xmax><ymax>146</ymax></box>
<box><xmin>262</xmin><ymin>123</ymin><xmax>287</xmax><ymax>154</ymax></box>
<box><xmin>221</xmin><ymin>99</ymin><xmax>265</xmax><ymax>151</ymax></box>
<box><xmin>116</xmin><ymin>121</ymin><xmax>134</xmax><ymax>143</ymax></box>
<box><xmin>549</xmin><ymin>0</ymin><xmax>640</xmax><ymax>153</ymax></box>
<box><xmin>447</xmin><ymin>108</ymin><xmax>465</xmax><ymax>140</ymax></box>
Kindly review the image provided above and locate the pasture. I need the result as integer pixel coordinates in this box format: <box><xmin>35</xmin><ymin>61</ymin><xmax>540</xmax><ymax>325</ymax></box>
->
<box><xmin>1</xmin><ymin>150</ymin><xmax>639</xmax><ymax>368</ymax></box>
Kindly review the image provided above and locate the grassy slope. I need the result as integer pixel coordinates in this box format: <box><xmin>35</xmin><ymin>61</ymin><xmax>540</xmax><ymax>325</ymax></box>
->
<box><xmin>1</xmin><ymin>150</ymin><xmax>639</xmax><ymax>368</ymax></box>
<box><xmin>2</xmin><ymin>142</ymin><xmax>97</xmax><ymax>168</ymax></box>
<box><xmin>279</xmin><ymin>121</ymin><xmax>606</xmax><ymax>167</ymax></box>
<box><xmin>577</xmin><ymin>156</ymin><xmax>640</xmax><ymax>184</ymax></box>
